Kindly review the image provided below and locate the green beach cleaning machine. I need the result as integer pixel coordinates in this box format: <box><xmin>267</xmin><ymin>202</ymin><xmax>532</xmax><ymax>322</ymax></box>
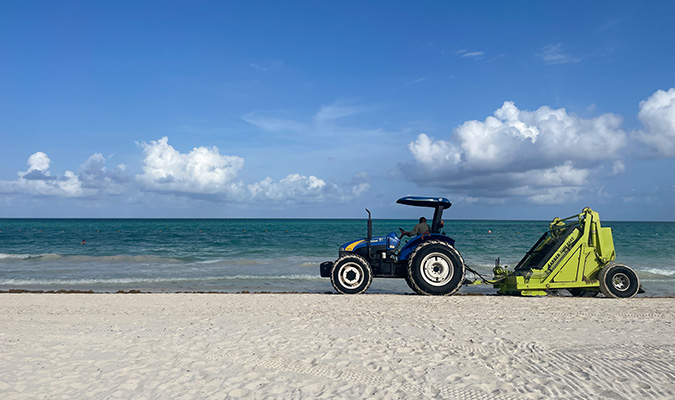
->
<box><xmin>319</xmin><ymin>196</ymin><xmax>643</xmax><ymax>298</ymax></box>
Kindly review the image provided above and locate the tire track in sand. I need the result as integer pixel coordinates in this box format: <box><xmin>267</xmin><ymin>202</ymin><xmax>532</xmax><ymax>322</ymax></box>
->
<box><xmin>240</xmin><ymin>355</ymin><xmax>520</xmax><ymax>400</ymax></box>
<box><xmin>197</xmin><ymin>350</ymin><xmax>519</xmax><ymax>400</ymax></box>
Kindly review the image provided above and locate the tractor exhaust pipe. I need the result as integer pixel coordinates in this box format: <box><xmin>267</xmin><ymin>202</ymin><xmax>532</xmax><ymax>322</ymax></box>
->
<box><xmin>366</xmin><ymin>208</ymin><xmax>372</xmax><ymax>258</ymax></box>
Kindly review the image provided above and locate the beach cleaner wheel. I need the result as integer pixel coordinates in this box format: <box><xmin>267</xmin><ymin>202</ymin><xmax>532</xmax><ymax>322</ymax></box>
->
<box><xmin>598</xmin><ymin>263</ymin><xmax>640</xmax><ymax>298</ymax></box>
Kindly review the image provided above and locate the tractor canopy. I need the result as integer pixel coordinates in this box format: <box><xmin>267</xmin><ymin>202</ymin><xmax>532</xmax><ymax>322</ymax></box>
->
<box><xmin>397</xmin><ymin>196</ymin><xmax>451</xmax><ymax>234</ymax></box>
<box><xmin>396</xmin><ymin>196</ymin><xmax>452</xmax><ymax>209</ymax></box>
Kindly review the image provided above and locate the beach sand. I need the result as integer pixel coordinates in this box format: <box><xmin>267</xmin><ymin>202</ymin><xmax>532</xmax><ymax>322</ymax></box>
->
<box><xmin>1</xmin><ymin>294</ymin><xmax>674</xmax><ymax>399</ymax></box>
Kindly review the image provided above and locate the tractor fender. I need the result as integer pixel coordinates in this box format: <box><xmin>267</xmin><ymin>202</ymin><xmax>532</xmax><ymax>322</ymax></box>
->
<box><xmin>399</xmin><ymin>234</ymin><xmax>455</xmax><ymax>261</ymax></box>
<box><xmin>320</xmin><ymin>261</ymin><xmax>334</xmax><ymax>278</ymax></box>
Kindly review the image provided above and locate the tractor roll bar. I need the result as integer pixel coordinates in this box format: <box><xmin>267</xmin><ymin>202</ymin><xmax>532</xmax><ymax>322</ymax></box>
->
<box><xmin>396</xmin><ymin>196</ymin><xmax>452</xmax><ymax>234</ymax></box>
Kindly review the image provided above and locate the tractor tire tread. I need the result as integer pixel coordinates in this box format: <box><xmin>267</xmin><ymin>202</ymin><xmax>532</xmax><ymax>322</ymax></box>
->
<box><xmin>330</xmin><ymin>254</ymin><xmax>373</xmax><ymax>295</ymax></box>
<box><xmin>407</xmin><ymin>240</ymin><xmax>465</xmax><ymax>296</ymax></box>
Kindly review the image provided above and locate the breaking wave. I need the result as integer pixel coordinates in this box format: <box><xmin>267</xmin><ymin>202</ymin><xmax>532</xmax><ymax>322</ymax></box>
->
<box><xmin>0</xmin><ymin>253</ymin><xmax>61</xmax><ymax>260</ymax></box>
<box><xmin>0</xmin><ymin>274</ymin><xmax>321</xmax><ymax>286</ymax></box>
<box><xmin>636</xmin><ymin>267</ymin><xmax>675</xmax><ymax>279</ymax></box>
<box><xmin>0</xmin><ymin>253</ymin><xmax>183</xmax><ymax>263</ymax></box>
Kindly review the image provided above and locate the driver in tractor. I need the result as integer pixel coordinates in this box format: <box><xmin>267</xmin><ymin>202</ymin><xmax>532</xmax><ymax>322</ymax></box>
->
<box><xmin>400</xmin><ymin>217</ymin><xmax>430</xmax><ymax>237</ymax></box>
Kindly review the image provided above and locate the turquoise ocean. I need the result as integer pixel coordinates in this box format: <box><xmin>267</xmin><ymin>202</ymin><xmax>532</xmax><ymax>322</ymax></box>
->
<box><xmin>1</xmin><ymin>218</ymin><xmax>673</xmax><ymax>296</ymax></box>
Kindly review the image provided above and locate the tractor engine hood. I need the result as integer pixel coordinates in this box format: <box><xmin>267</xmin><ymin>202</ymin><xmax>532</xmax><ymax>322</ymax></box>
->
<box><xmin>340</xmin><ymin>232</ymin><xmax>400</xmax><ymax>253</ymax></box>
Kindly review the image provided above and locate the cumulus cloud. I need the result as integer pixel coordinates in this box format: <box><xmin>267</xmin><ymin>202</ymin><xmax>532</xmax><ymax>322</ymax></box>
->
<box><xmin>2</xmin><ymin>135</ymin><xmax>370</xmax><ymax>206</ymax></box>
<box><xmin>136</xmin><ymin>137</ymin><xmax>245</xmax><ymax>197</ymax></box>
<box><xmin>26</xmin><ymin>152</ymin><xmax>51</xmax><ymax>173</ymax></box>
<box><xmin>136</xmin><ymin>137</ymin><xmax>368</xmax><ymax>203</ymax></box>
<box><xmin>0</xmin><ymin>152</ymin><xmax>91</xmax><ymax>197</ymax></box>
<box><xmin>404</xmin><ymin>101</ymin><xmax>627</xmax><ymax>203</ymax></box>
<box><xmin>344</xmin><ymin>172</ymin><xmax>371</xmax><ymax>199</ymax></box>
<box><xmin>409</xmin><ymin>101</ymin><xmax>626</xmax><ymax>169</ymax></box>
<box><xmin>612</xmin><ymin>160</ymin><xmax>626</xmax><ymax>175</ymax></box>
<box><xmin>78</xmin><ymin>153</ymin><xmax>128</xmax><ymax>194</ymax></box>
<box><xmin>248</xmin><ymin>172</ymin><xmax>370</xmax><ymax>203</ymax></box>
<box><xmin>248</xmin><ymin>174</ymin><xmax>327</xmax><ymax>201</ymax></box>
<box><xmin>634</xmin><ymin>88</ymin><xmax>675</xmax><ymax>157</ymax></box>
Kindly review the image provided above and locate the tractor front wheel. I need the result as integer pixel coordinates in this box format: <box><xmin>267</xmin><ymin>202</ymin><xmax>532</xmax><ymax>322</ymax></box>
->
<box><xmin>407</xmin><ymin>241</ymin><xmax>465</xmax><ymax>296</ymax></box>
<box><xmin>330</xmin><ymin>254</ymin><xmax>373</xmax><ymax>294</ymax></box>
<box><xmin>598</xmin><ymin>263</ymin><xmax>640</xmax><ymax>298</ymax></box>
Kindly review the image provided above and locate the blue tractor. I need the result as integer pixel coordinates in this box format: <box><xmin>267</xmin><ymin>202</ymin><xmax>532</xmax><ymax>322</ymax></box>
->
<box><xmin>320</xmin><ymin>196</ymin><xmax>465</xmax><ymax>295</ymax></box>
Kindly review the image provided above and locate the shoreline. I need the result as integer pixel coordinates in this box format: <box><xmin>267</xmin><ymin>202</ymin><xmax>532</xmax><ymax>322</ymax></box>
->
<box><xmin>2</xmin><ymin>288</ymin><xmax>674</xmax><ymax>298</ymax></box>
<box><xmin>2</xmin><ymin>293</ymin><xmax>674</xmax><ymax>399</ymax></box>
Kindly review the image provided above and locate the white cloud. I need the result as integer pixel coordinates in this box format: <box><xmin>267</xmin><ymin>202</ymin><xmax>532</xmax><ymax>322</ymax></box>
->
<box><xmin>137</xmin><ymin>137</ymin><xmax>245</xmax><ymax>197</ymax></box>
<box><xmin>0</xmin><ymin>152</ymin><xmax>92</xmax><ymax>197</ymax></box>
<box><xmin>409</xmin><ymin>101</ymin><xmax>625</xmax><ymax>169</ymax></box>
<box><xmin>537</xmin><ymin>43</ymin><xmax>580</xmax><ymax>65</ymax></box>
<box><xmin>407</xmin><ymin>133</ymin><xmax>458</xmax><ymax>170</ymax></box>
<box><xmin>26</xmin><ymin>152</ymin><xmax>51</xmax><ymax>172</ymax></box>
<box><xmin>612</xmin><ymin>160</ymin><xmax>626</xmax><ymax>175</ymax></box>
<box><xmin>635</xmin><ymin>87</ymin><xmax>675</xmax><ymax>157</ymax></box>
<box><xmin>527</xmin><ymin>187</ymin><xmax>583</xmax><ymax>205</ymax></box>
<box><xmin>1</xmin><ymin>135</ymin><xmax>370</xmax><ymax>207</ymax></box>
<box><xmin>458</xmin><ymin>50</ymin><xmax>485</xmax><ymax>58</ymax></box>
<box><xmin>346</xmin><ymin>172</ymin><xmax>371</xmax><ymax>199</ymax></box>
<box><xmin>137</xmin><ymin>137</ymin><xmax>368</xmax><ymax>203</ymax></box>
<box><xmin>248</xmin><ymin>172</ymin><xmax>370</xmax><ymax>203</ymax></box>
<box><xmin>404</xmin><ymin>101</ymin><xmax>627</xmax><ymax>203</ymax></box>
<box><xmin>248</xmin><ymin>174</ymin><xmax>327</xmax><ymax>201</ymax></box>
<box><xmin>518</xmin><ymin>162</ymin><xmax>590</xmax><ymax>187</ymax></box>
<box><xmin>78</xmin><ymin>153</ymin><xmax>128</xmax><ymax>194</ymax></box>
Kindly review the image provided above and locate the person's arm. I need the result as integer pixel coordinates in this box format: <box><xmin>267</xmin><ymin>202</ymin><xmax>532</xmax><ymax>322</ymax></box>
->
<box><xmin>400</xmin><ymin>227</ymin><xmax>416</xmax><ymax>237</ymax></box>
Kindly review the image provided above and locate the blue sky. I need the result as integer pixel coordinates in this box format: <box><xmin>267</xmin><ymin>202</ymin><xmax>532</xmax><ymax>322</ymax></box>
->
<box><xmin>1</xmin><ymin>1</ymin><xmax>674</xmax><ymax>220</ymax></box>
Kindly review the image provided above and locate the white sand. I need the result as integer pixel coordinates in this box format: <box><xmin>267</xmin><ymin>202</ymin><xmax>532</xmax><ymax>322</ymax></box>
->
<box><xmin>1</xmin><ymin>294</ymin><xmax>674</xmax><ymax>399</ymax></box>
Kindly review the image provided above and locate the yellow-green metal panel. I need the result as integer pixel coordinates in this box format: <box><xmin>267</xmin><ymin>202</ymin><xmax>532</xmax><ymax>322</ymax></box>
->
<box><xmin>550</xmin><ymin>246</ymin><xmax>583</xmax><ymax>282</ymax></box>
<box><xmin>595</xmin><ymin>226</ymin><xmax>616</xmax><ymax>263</ymax></box>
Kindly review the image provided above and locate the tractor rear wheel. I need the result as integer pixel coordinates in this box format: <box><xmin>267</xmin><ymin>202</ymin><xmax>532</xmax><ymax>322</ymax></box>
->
<box><xmin>407</xmin><ymin>241</ymin><xmax>465</xmax><ymax>296</ymax></box>
<box><xmin>404</xmin><ymin>272</ymin><xmax>415</xmax><ymax>292</ymax></box>
<box><xmin>598</xmin><ymin>263</ymin><xmax>640</xmax><ymax>298</ymax></box>
<box><xmin>330</xmin><ymin>254</ymin><xmax>373</xmax><ymax>294</ymax></box>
